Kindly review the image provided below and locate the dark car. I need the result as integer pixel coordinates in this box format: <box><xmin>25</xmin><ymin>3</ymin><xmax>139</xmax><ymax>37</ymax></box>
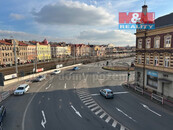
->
<box><xmin>100</xmin><ymin>89</ymin><xmax>114</xmax><ymax>99</ymax></box>
<box><xmin>33</xmin><ymin>75</ymin><xmax>46</xmax><ymax>82</ymax></box>
<box><xmin>73</xmin><ymin>67</ymin><xmax>79</xmax><ymax>71</ymax></box>
<box><xmin>0</xmin><ymin>106</ymin><xmax>6</xmax><ymax>127</ymax></box>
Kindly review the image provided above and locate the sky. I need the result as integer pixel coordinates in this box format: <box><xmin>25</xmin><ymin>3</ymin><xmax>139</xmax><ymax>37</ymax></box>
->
<box><xmin>0</xmin><ymin>0</ymin><xmax>173</xmax><ymax>46</ymax></box>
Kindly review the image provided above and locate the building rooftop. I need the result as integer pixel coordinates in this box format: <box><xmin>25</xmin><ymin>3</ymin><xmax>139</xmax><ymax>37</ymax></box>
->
<box><xmin>155</xmin><ymin>12</ymin><xmax>173</xmax><ymax>28</ymax></box>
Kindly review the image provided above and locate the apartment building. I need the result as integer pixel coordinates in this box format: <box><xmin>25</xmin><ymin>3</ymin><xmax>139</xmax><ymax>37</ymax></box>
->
<box><xmin>0</xmin><ymin>39</ymin><xmax>14</xmax><ymax>66</ymax></box>
<box><xmin>135</xmin><ymin>5</ymin><xmax>173</xmax><ymax>97</ymax></box>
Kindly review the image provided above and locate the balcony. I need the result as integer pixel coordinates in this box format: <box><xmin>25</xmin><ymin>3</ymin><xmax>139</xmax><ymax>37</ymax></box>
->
<box><xmin>135</xmin><ymin>64</ymin><xmax>173</xmax><ymax>73</ymax></box>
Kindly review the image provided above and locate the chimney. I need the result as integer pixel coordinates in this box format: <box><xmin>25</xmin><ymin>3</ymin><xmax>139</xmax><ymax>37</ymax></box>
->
<box><xmin>142</xmin><ymin>5</ymin><xmax>148</xmax><ymax>16</ymax></box>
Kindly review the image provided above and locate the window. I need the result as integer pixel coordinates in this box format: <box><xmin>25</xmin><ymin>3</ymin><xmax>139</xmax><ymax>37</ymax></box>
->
<box><xmin>146</xmin><ymin>57</ymin><xmax>150</xmax><ymax>65</ymax></box>
<box><xmin>154</xmin><ymin>56</ymin><xmax>159</xmax><ymax>66</ymax></box>
<box><xmin>154</xmin><ymin>37</ymin><xmax>160</xmax><ymax>48</ymax></box>
<box><xmin>164</xmin><ymin>57</ymin><xmax>170</xmax><ymax>67</ymax></box>
<box><xmin>164</xmin><ymin>35</ymin><xmax>171</xmax><ymax>48</ymax></box>
<box><xmin>146</xmin><ymin>38</ymin><xmax>151</xmax><ymax>48</ymax></box>
<box><xmin>138</xmin><ymin>39</ymin><xmax>142</xmax><ymax>49</ymax></box>
<box><xmin>137</xmin><ymin>55</ymin><xmax>142</xmax><ymax>64</ymax></box>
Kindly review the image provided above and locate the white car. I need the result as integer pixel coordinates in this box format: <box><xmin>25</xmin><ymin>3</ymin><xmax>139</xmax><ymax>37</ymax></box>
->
<box><xmin>51</xmin><ymin>70</ymin><xmax>61</xmax><ymax>75</ymax></box>
<box><xmin>14</xmin><ymin>84</ymin><xmax>30</xmax><ymax>95</ymax></box>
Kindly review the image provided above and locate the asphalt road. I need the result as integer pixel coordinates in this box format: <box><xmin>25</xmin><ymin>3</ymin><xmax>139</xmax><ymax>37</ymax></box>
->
<box><xmin>1</xmin><ymin>57</ymin><xmax>173</xmax><ymax>130</ymax></box>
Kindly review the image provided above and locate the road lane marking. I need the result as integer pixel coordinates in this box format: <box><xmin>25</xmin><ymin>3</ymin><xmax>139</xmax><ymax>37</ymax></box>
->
<box><xmin>105</xmin><ymin>116</ymin><xmax>111</xmax><ymax>123</ymax></box>
<box><xmin>112</xmin><ymin>120</ymin><xmax>117</xmax><ymax>127</ymax></box>
<box><xmin>85</xmin><ymin>101</ymin><xmax>95</xmax><ymax>105</ymax></box>
<box><xmin>83</xmin><ymin>99</ymin><xmax>93</xmax><ymax>103</ymax></box>
<box><xmin>79</xmin><ymin>95</ymin><xmax>90</xmax><ymax>99</ymax></box>
<box><xmin>45</xmin><ymin>84</ymin><xmax>51</xmax><ymax>90</ymax></box>
<box><xmin>81</xmin><ymin>97</ymin><xmax>92</xmax><ymax>101</ymax></box>
<box><xmin>100</xmin><ymin>112</ymin><xmax>106</xmax><ymax>119</ymax></box>
<box><xmin>141</xmin><ymin>103</ymin><xmax>162</xmax><ymax>117</ymax></box>
<box><xmin>120</xmin><ymin>125</ymin><xmax>126</xmax><ymax>130</ymax></box>
<box><xmin>116</xmin><ymin>107</ymin><xmax>136</xmax><ymax>122</ymax></box>
<box><xmin>71</xmin><ymin>105</ymin><xmax>82</xmax><ymax>118</ymax></box>
<box><xmin>91</xmin><ymin>91</ymin><xmax>129</xmax><ymax>96</ymax></box>
<box><xmin>22</xmin><ymin>80</ymin><xmax>48</xmax><ymax>130</ymax></box>
<box><xmin>91</xmin><ymin>106</ymin><xmax>100</xmax><ymax>111</ymax></box>
<box><xmin>88</xmin><ymin>103</ymin><xmax>97</xmax><ymax>108</ymax></box>
<box><xmin>64</xmin><ymin>83</ymin><xmax>66</xmax><ymax>89</ymax></box>
<box><xmin>95</xmin><ymin>109</ymin><xmax>102</xmax><ymax>115</ymax></box>
<box><xmin>41</xmin><ymin>110</ymin><xmax>47</xmax><ymax>128</ymax></box>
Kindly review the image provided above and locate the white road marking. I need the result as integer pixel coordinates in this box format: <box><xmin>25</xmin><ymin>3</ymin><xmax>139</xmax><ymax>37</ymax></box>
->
<box><xmin>112</xmin><ymin>120</ymin><xmax>117</xmax><ymax>127</ymax></box>
<box><xmin>83</xmin><ymin>99</ymin><xmax>93</xmax><ymax>103</ymax></box>
<box><xmin>116</xmin><ymin>107</ymin><xmax>136</xmax><ymax>122</ymax></box>
<box><xmin>95</xmin><ymin>109</ymin><xmax>102</xmax><ymax>115</ymax></box>
<box><xmin>41</xmin><ymin>110</ymin><xmax>47</xmax><ymax>128</ymax></box>
<box><xmin>79</xmin><ymin>95</ymin><xmax>90</xmax><ymax>99</ymax></box>
<box><xmin>120</xmin><ymin>126</ymin><xmax>126</xmax><ymax>130</ymax></box>
<box><xmin>22</xmin><ymin>80</ymin><xmax>48</xmax><ymax>130</ymax></box>
<box><xmin>105</xmin><ymin>116</ymin><xmax>111</xmax><ymax>123</ymax></box>
<box><xmin>45</xmin><ymin>84</ymin><xmax>51</xmax><ymax>90</ymax></box>
<box><xmin>64</xmin><ymin>83</ymin><xmax>66</xmax><ymax>89</ymax></box>
<box><xmin>91</xmin><ymin>91</ymin><xmax>129</xmax><ymax>96</ymax></box>
<box><xmin>81</xmin><ymin>97</ymin><xmax>92</xmax><ymax>101</ymax></box>
<box><xmin>100</xmin><ymin>112</ymin><xmax>106</xmax><ymax>119</ymax></box>
<box><xmin>88</xmin><ymin>103</ymin><xmax>97</xmax><ymax>108</ymax></box>
<box><xmin>141</xmin><ymin>103</ymin><xmax>162</xmax><ymax>117</ymax></box>
<box><xmin>91</xmin><ymin>106</ymin><xmax>100</xmax><ymax>111</ymax></box>
<box><xmin>71</xmin><ymin>105</ymin><xmax>82</xmax><ymax>118</ymax></box>
<box><xmin>85</xmin><ymin>101</ymin><xmax>95</xmax><ymax>105</ymax></box>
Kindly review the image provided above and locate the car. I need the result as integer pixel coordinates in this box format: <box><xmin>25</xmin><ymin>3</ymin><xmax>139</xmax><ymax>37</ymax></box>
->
<box><xmin>100</xmin><ymin>89</ymin><xmax>114</xmax><ymax>99</ymax></box>
<box><xmin>51</xmin><ymin>69</ymin><xmax>61</xmax><ymax>75</ymax></box>
<box><xmin>0</xmin><ymin>106</ymin><xmax>6</xmax><ymax>127</ymax></box>
<box><xmin>14</xmin><ymin>84</ymin><xmax>30</xmax><ymax>95</ymax></box>
<box><xmin>73</xmin><ymin>67</ymin><xmax>79</xmax><ymax>70</ymax></box>
<box><xmin>33</xmin><ymin>75</ymin><xmax>46</xmax><ymax>82</ymax></box>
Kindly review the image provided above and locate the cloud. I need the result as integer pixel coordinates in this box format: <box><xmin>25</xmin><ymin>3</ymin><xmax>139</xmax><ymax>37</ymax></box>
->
<box><xmin>77</xmin><ymin>29</ymin><xmax>135</xmax><ymax>45</ymax></box>
<box><xmin>0</xmin><ymin>30</ymin><xmax>135</xmax><ymax>46</ymax></box>
<box><xmin>32</xmin><ymin>1</ymin><xmax>115</xmax><ymax>26</ymax></box>
<box><xmin>10</xmin><ymin>13</ymin><xmax>25</xmax><ymax>20</ymax></box>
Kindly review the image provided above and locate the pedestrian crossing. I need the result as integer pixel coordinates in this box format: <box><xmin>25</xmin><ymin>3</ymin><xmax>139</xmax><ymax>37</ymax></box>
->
<box><xmin>76</xmin><ymin>88</ymin><xmax>128</xmax><ymax>130</ymax></box>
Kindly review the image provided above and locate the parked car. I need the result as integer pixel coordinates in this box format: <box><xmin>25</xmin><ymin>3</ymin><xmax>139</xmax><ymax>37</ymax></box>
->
<box><xmin>73</xmin><ymin>67</ymin><xmax>79</xmax><ymax>71</ymax></box>
<box><xmin>0</xmin><ymin>106</ymin><xmax>6</xmax><ymax>127</ymax></box>
<box><xmin>51</xmin><ymin>69</ymin><xmax>61</xmax><ymax>75</ymax></box>
<box><xmin>33</xmin><ymin>75</ymin><xmax>46</xmax><ymax>82</ymax></box>
<box><xmin>14</xmin><ymin>84</ymin><xmax>30</xmax><ymax>95</ymax></box>
<box><xmin>100</xmin><ymin>89</ymin><xmax>114</xmax><ymax>99</ymax></box>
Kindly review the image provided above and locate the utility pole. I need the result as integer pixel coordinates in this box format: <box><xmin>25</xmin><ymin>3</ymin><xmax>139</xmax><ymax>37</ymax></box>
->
<box><xmin>13</xmin><ymin>39</ymin><xmax>18</xmax><ymax>76</ymax></box>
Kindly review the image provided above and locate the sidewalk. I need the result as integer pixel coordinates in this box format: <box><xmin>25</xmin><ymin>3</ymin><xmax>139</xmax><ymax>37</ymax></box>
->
<box><xmin>122</xmin><ymin>82</ymin><xmax>173</xmax><ymax>110</ymax></box>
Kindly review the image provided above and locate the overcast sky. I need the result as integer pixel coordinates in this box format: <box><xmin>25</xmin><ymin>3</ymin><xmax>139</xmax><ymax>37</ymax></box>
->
<box><xmin>0</xmin><ymin>0</ymin><xmax>172</xmax><ymax>46</ymax></box>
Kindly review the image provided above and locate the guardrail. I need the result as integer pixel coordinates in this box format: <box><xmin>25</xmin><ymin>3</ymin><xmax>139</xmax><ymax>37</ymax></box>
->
<box><xmin>151</xmin><ymin>93</ymin><xmax>164</xmax><ymax>104</ymax></box>
<box><xmin>122</xmin><ymin>82</ymin><xmax>168</xmax><ymax>106</ymax></box>
<box><xmin>135</xmin><ymin>86</ymin><xmax>144</xmax><ymax>94</ymax></box>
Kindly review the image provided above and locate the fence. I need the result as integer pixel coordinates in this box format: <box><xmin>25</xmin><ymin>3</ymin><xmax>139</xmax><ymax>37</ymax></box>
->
<box><xmin>151</xmin><ymin>93</ymin><xmax>164</xmax><ymax>104</ymax></box>
<box><xmin>122</xmin><ymin>82</ymin><xmax>171</xmax><ymax>106</ymax></box>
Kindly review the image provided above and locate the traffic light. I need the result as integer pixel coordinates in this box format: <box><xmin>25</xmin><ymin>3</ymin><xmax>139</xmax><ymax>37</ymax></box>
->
<box><xmin>0</xmin><ymin>73</ymin><xmax>4</xmax><ymax>86</ymax></box>
<box><xmin>128</xmin><ymin>72</ymin><xmax>130</xmax><ymax>77</ymax></box>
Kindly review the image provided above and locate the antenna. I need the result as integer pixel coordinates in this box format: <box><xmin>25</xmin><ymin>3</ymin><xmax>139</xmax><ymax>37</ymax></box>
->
<box><xmin>144</xmin><ymin>0</ymin><xmax>146</xmax><ymax>5</ymax></box>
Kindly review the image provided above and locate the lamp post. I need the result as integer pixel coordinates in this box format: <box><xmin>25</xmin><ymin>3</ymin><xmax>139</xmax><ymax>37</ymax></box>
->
<box><xmin>13</xmin><ymin>39</ymin><xmax>18</xmax><ymax>76</ymax></box>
